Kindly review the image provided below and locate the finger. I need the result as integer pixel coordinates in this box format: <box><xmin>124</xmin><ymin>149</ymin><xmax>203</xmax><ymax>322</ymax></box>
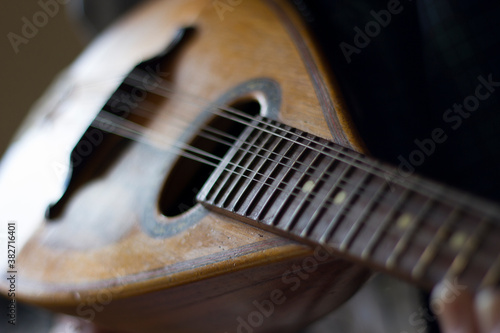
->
<box><xmin>49</xmin><ymin>315</ymin><xmax>97</xmax><ymax>333</ymax></box>
<box><xmin>431</xmin><ymin>281</ymin><xmax>479</xmax><ymax>333</ymax></box>
<box><xmin>475</xmin><ymin>289</ymin><xmax>500</xmax><ymax>333</ymax></box>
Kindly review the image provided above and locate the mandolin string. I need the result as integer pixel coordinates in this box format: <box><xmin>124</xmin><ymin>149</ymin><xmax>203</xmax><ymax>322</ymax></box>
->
<box><xmin>126</xmin><ymin>70</ymin><xmax>499</xmax><ymax>214</ymax></box>
<box><xmin>92</xmin><ymin>111</ymin><xmax>496</xmax><ymax>263</ymax></box>
<box><xmin>122</xmin><ymin>74</ymin><xmax>428</xmax><ymax>196</ymax></box>
<box><xmin>81</xmin><ymin>93</ymin><xmax>425</xmax><ymax>211</ymax></box>
<box><xmin>76</xmin><ymin>92</ymin><xmax>392</xmax><ymax>212</ymax></box>
<box><xmin>100</xmin><ymin>72</ymin><xmax>500</xmax><ymax>222</ymax></box>
<box><xmin>94</xmin><ymin>111</ymin><xmax>367</xmax><ymax>196</ymax></box>
<box><xmin>49</xmin><ymin>72</ymin><xmax>499</xmax><ymax>276</ymax></box>
<box><xmin>93</xmin><ymin>112</ymin><xmax>500</xmax><ymax>271</ymax></box>
<box><xmin>96</xmin><ymin>101</ymin><xmax>402</xmax><ymax>209</ymax></box>
<box><xmin>123</xmin><ymin>71</ymin><xmax>500</xmax><ymax>219</ymax></box>
<box><xmin>99</xmin><ymin>91</ymin><xmax>386</xmax><ymax>197</ymax></box>
<box><xmin>97</xmin><ymin>111</ymin><xmax>445</xmax><ymax>248</ymax></box>
<box><xmin>93</xmin><ymin>114</ymin><xmax>414</xmax><ymax>234</ymax></box>
<box><xmin>101</xmin><ymin>97</ymin><xmax>372</xmax><ymax>192</ymax></box>
<box><xmin>126</xmin><ymin>69</ymin><xmax>408</xmax><ymax>176</ymax></box>
<box><xmin>70</xmin><ymin>73</ymin><xmax>498</xmax><ymax>260</ymax></box>
<box><xmin>93</xmin><ymin>68</ymin><xmax>495</xmax><ymax>217</ymax></box>
<box><xmin>70</xmin><ymin>70</ymin><xmax>500</xmax><ymax>215</ymax></box>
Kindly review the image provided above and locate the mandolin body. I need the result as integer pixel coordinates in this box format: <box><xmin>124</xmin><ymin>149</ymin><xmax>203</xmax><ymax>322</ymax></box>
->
<box><xmin>0</xmin><ymin>0</ymin><xmax>371</xmax><ymax>332</ymax></box>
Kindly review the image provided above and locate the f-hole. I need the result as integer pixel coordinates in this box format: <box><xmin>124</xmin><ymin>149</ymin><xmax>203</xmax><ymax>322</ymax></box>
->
<box><xmin>159</xmin><ymin>98</ymin><xmax>261</xmax><ymax>217</ymax></box>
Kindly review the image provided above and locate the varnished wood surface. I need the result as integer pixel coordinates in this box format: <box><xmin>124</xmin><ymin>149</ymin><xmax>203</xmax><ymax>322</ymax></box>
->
<box><xmin>0</xmin><ymin>0</ymin><xmax>370</xmax><ymax>332</ymax></box>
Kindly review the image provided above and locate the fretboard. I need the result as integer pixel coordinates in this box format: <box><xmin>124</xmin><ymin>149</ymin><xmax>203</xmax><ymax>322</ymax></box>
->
<box><xmin>197</xmin><ymin>116</ymin><xmax>500</xmax><ymax>291</ymax></box>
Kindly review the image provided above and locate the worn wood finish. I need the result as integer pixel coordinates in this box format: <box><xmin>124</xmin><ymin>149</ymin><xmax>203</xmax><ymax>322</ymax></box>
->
<box><xmin>0</xmin><ymin>0</ymin><xmax>371</xmax><ymax>332</ymax></box>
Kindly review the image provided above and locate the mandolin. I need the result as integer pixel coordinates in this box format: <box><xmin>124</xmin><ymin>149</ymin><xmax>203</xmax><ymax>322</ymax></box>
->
<box><xmin>1</xmin><ymin>0</ymin><xmax>499</xmax><ymax>332</ymax></box>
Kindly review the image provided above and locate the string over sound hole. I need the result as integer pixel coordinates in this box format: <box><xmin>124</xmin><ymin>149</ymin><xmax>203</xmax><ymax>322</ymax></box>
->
<box><xmin>159</xmin><ymin>100</ymin><xmax>261</xmax><ymax>217</ymax></box>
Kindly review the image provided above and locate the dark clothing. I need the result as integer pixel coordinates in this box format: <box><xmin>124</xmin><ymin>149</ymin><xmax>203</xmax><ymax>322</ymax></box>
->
<box><xmin>302</xmin><ymin>0</ymin><xmax>500</xmax><ymax>202</ymax></box>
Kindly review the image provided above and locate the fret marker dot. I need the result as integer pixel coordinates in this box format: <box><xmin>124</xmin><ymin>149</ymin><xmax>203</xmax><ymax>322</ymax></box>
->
<box><xmin>302</xmin><ymin>180</ymin><xmax>315</xmax><ymax>193</ymax></box>
<box><xmin>396</xmin><ymin>213</ymin><xmax>412</xmax><ymax>230</ymax></box>
<box><xmin>449</xmin><ymin>232</ymin><xmax>467</xmax><ymax>251</ymax></box>
<box><xmin>333</xmin><ymin>191</ymin><xmax>347</xmax><ymax>205</ymax></box>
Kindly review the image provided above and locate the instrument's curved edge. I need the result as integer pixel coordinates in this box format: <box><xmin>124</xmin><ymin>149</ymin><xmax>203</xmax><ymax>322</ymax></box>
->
<box><xmin>14</xmin><ymin>239</ymin><xmax>309</xmax><ymax>305</ymax></box>
<box><xmin>28</xmin><ymin>245</ymin><xmax>371</xmax><ymax>333</ymax></box>
<box><xmin>268</xmin><ymin>0</ymin><xmax>368</xmax><ymax>154</ymax></box>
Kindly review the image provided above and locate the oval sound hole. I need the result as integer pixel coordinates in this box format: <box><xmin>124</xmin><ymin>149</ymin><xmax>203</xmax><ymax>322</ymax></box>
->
<box><xmin>159</xmin><ymin>99</ymin><xmax>261</xmax><ymax>217</ymax></box>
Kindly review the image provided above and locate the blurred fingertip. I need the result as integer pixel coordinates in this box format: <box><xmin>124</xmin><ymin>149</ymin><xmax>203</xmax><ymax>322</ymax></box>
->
<box><xmin>475</xmin><ymin>288</ymin><xmax>500</xmax><ymax>333</ymax></box>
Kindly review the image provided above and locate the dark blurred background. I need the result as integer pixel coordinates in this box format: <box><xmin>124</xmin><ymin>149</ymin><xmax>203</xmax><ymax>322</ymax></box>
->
<box><xmin>0</xmin><ymin>2</ymin><xmax>82</xmax><ymax>157</ymax></box>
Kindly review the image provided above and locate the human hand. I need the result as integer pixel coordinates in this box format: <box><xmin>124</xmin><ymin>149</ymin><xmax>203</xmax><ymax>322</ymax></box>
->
<box><xmin>432</xmin><ymin>283</ymin><xmax>500</xmax><ymax>333</ymax></box>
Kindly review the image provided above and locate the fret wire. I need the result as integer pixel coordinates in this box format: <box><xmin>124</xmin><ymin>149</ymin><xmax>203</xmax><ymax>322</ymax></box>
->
<box><xmin>195</xmin><ymin>134</ymin><xmax>496</xmax><ymax>288</ymax></box>
<box><xmin>200</xmin><ymin>126</ymin><xmax>387</xmax><ymax>204</ymax></box>
<box><xmin>281</xmin><ymin>143</ymin><xmax>330</xmax><ymax>231</ymax></box>
<box><xmin>196</xmin><ymin>124</ymin><xmax>500</xmax><ymax>288</ymax></box>
<box><xmin>256</xmin><ymin>133</ymin><xmax>311</xmax><ymax>223</ymax></box>
<box><xmin>385</xmin><ymin>197</ymin><xmax>435</xmax><ymax>270</ymax></box>
<box><xmin>445</xmin><ymin>219</ymin><xmax>489</xmax><ymax>281</ymax></box>
<box><xmin>267</xmin><ymin>136</ymin><xmax>321</xmax><ymax>226</ymax></box>
<box><xmin>299</xmin><ymin>160</ymin><xmax>351</xmax><ymax>239</ymax></box>
<box><xmin>199</xmin><ymin>145</ymin><xmax>491</xmax><ymax>288</ymax></box>
<box><xmin>230</xmin><ymin>121</ymin><xmax>285</xmax><ymax>212</ymax></box>
<box><xmin>481</xmin><ymin>253</ymin><xmax>500</xmax><ymax>287</ymax></box>
<box><xmin>199</xmin><ymin>129</ymin><xmax>258</xmax><ymax>202</ymax></box>
<box><xmin>225</xmin><ymin>120</ymin><xmax>282</xmax><ymax>211</ymax></box>
<box><xmin>244</xmin><ymin>129</ymin><xmax>298</xmax><ymax>217</ymax></box>
<box><xmin>412</xmin><ymin>208</ymin><xmax>461</xmax><ymax>280</ymax></box>
<box><xmin>217</xmin><ymin>127</ymin><xmax>272</xmax><ymax>207</ymax></box>
<box><xmin>206</xmin><ymin>125</ymin><xmax>262</xmax><ymax>203</ymax></box>
<box><xmin>361</xmin><ymin>188</ymin><xmax>412</xmax><ymax>260</ymax></box>
<box><xmin>339</xmin><ymin>162</ymin><xmax>387</xmax><ymax>252</ymax></box>
<box><xmin>318</xmin><ymin>169</ymin><xmax>373</xmax><ymax>245</ymax></box>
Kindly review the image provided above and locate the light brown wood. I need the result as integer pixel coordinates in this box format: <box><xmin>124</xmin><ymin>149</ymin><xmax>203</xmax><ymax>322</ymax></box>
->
<box><xmin>0</xmin><ymin>0</ymin><xmax>370</xmax><ymax>332</ymax></box>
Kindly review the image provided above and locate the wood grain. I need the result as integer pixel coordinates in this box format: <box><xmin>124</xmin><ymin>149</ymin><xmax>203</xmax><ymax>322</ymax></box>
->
<box><xmin>0</xmin><ymin>0</ymin><xmax>370</xmax><ymax>332</ymax></box>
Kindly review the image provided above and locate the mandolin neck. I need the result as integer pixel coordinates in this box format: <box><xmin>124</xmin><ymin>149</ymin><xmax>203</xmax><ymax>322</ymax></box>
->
<box><xmin>198</xmin><ymin>115</ymin><xmax>500</xmax><ymax>291</ymax></box>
